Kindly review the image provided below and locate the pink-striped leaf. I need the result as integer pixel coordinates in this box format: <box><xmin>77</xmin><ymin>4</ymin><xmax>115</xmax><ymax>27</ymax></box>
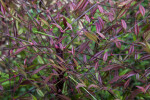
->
<box><xmin>89</xmin><ymin>50</ymin><xmax>104</xmax><ymax>61</ymax></box>
<box><xmin>32</xmin><ymin>64</ymin><xmax>48</xmax><ymax>75</ymax></box>
<box><xmin>71</xmin><ymin>46</ymin><xmax>75</xmax><ymax>56</ymax></box>
<box><xmin>85</xmin><ymin>14</ymin><xmax>90</xmax><ymax>23</ymax></box>
<box><xmin>66</xmin><ymin>22</ymin><xmax>72</xmax><ymax>30</ymax></box>
<box><xmin>95</xmin><ymin>22</ymin><xmax>101</xmax><ymax>33</ymax></box>
<box><xmin>78</xmin><ymin>41</ymin><xmax>90</xmax><ymax>53</ymax></box>
<box><xmin>109</xmin><ymin>76</ymin><xmax>123</xmax><ymax>84</ymax></box>
<box><xmin>124</xmin><ymin>78</ymin><xmax>131</xmax><ymax>89</ymax></box>
<box><xmin>88</xmin><ymin>84</ymin><xmax>99</xmax><ymax>89</ymax></box>
<box><xmin>0</xmin><ymin>85</ymin><xmax>3</xmax><ymax>90</ymax></box>
<box><xmin>76</xmin><ymin>83</ymin><xmax>86</xmax><ymax>89</ymax></box>
<box><xmin>136</xmin><ymin>86</ymin><xmax>146</xmax><ymax>93</ymax></box>
<box><xmin>101</xmin><ymin>64</ymin><xmax>123</xmax><ymax>71</ymax></box>
<box><xmin>97</xmin><ymin>32</ymin><xmax>106</xmax><ymax>39</ymax></box>
<box><xmin>145</xmin><ymin>84</ymin><xmax>150</xmax><ymax>91</ymax></box>
<box><xmin>121</xmin><ymin>19</ymin><xmax>127</xmax><ymax>30</ymax></box>
<box><xmin>139</xmin><ymin>55</ymin><xmax>150</xmax><ymax>60</ymax></box>
<box><xmin>97</xmin><ymin>5</ymin><xmax>104</xmax><ymax>13</ymax></box>
<box><xmin>129</xmin><ymin>45</ymin><xmax>134</xmax><ymax>54</ymax></box>
<box><xmin>14</xmin><ymin>47</ymin><xmax>26</xmax><ymax>55</ymax></box>
<box><xmin>103</xmin><ymin>52</ymin><xmax>108</xmax><ymax>62</ymax></box>
<box><xmin>52</xmin><ymin>23</ymin><xmax>63</xmax><ymax>32</ymax></box>
<box><xmin>115</xmin><ymin>41</ymin><xmax>121</xmax><ymax>48</ymax></box>
<box><xmin>134</xmin><ymin>21</ymin><xmax>139</xmax><ymax>36</ymax></box>
<box><xmin>95</xmin><ymin>61</ymin><xmax>99</xmax><ymax>71</ymax></box>
<box><xmin>139</xmin><ymin>5</ymin><xmax>145</xmax><ymax>16</ymax></box>
<box><xmin>1</xmin><ymin>5</ymin><xmax>5</xmax><ymax>15</ymax></box>
<box><xmin>55</xmin><ymin>36</ymin><xmax>67</xmax><ymax>44</ymax></box>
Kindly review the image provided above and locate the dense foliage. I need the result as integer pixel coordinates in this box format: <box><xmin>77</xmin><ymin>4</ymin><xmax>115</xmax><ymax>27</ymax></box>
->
<box><xmin>0</xmin><ymin>0</ymin><xmax>150</xmax><ymax>100</ymax></box>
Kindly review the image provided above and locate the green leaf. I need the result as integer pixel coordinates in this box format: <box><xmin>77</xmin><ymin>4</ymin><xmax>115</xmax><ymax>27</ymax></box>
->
<box><xmin>37</xmin><ymin>56</ymin><xmax>44</xmax><ymax>64</ymax></box>
<box><xmin>36</xmin><ymin>89</ymin><xmax>44</xmax><ymax>97</ymax></box>
<box><xmin>119</xmin><ymin>69</ymin><xmax>130</xmax><ymax>76</ymax></box>
<box><xmin>84</xmin><ymin>31</ymin><xmax>98</xmax><ymax>43</ymax></box>
<box><xmin>32</xmin><ymin>28</ymin><xmax>55</xmax><ymax>38</ymax></box>
<box><xmin>31</xmin><ymin>94</ymin><xmax>37</xmax><ymax>100</ymax></box>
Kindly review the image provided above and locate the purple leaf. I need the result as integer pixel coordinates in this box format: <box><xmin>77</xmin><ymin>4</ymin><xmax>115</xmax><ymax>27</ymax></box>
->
<box><xmin>95</xmin><ymin>22</ymin><xmax>101</xmax><ymax>33</ymax></box>
<box><xmin>139</xmin><ymin>55</ymin><xmax>150</xmax><ymax>60</ymax></box>
<box><xmin>97</xmin><ymin>5</ymin><xmax>104</xmax><ymax>13</ymax></box>
<box><xmin>85</xmin><ymin>14</ymin><xmax>90</xmax><ymax>23</ymax></box>
<box><xmin>134</xmin><ymin>21</ymin><xmax>139</xmax><ymax>36</ymax></box>
<box><xmin>136</xmin><ymin>86</ymin><xmax>146</xmax><ymax>93</ymax></box>
<box><xmin>76</xmin><ymin>83</ymin><xmax>86</xmax><ymax>89</ymax></box>
<box><xmin>139</xmin><ymin>5</ymin><xmax>145</xmax><ymax>16</ymax></box>
<box><xmin>88</xmin><ymin>84</ymin><xmax>99</xmax><ymax>89</ymax></box>
<box><xmin>52</xmin><ymin>23</ymin><xmax>63</xmax><ymax>32</ymax></box>
<box><xmin>103</xmin><ymin>52</ymin><xmax>108</xmax><ymax>62</ymax></box>
<box><xmin>95</xmin><ymin>61</ymin><xmax>99</xmax><ymax>71</ymax></box>
<box><xmin>124</xmin><ymin>78</ymin><xmax>131</xmax><ymax>89</ymax></box>
<box><xmin>115</xmin><ymin>41</ymin><xmax>121</xmax><ymax>48</ymax></box>
<box><xmin>1</xmin><ymin>5</ymin><xmax>5</xmax><ymax>15</ymax></box>
<box><xmin>129</xmin><ymin>45</ymin><xmax>134</xmax><ymax>55</ymax></box>
<box><xmin>145</xmin><ymin>84</ymin><xmax>150</xmax><ymax>91</ymax></box>
<box><xmin>98</xmin><ymin>17</ymin><xmax>105</xmax><ymax>28</ymax></box>
<box><xmin>14</xmin><ymin>47</ymin><xmax>26</xmax><ymax>55</ymax></box>
<box><xmin>32</xmin><ymin>64</ymin><xmax>48</xmax><ymax>75</ymax></box>
<box><xmin>97</xmin><ymin>32</ymin><xmax>106</xmax><ymax>39</ymax></box>
<box><xmin>66</xmin><ymin>22</ymin><xmax>72</xmax><ymax>30</ymax></box>
<box><xmin>109</xmin><ymin>76</ymin><xmax>123</xmax><ymax>84</ymax></box>
<box><xmin>55</xmin><ymin>36</ymin><xmax>67</xmax><ymax>44</ymax></box>
<box><xmin>28</xmin><ymin>55</ymin><xmax>38</xmax><ymax>64</ymax></box>
<box><xmin>89</xmin><ymin>50</ymin><xmax>104</xmax><ymax>61</ymax></box>
<box><xmin>0</xmin><ymin>85</ymin><xmax>3</xmax><ymax>90</ymax></box>
<box><xmin>101</xmin><ymin>64</ymin><xmax>123</xmax><ymax>71</ymax></box>
<box><xmin>78</xmin><ymin>41</ymin><xmax>90</xmax><ymax>54</ymax></box>
<box><xmin>121</xmin><ymin>19</ymin><xmax>127</xmax><ymax>30</ymax></box>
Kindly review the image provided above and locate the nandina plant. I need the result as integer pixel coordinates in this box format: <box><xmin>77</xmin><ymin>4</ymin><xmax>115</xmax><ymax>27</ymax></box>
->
<box><xmin>0</xmin><ymin>0</ymin><xmax>150</xmax><ymax>100</ymax></box>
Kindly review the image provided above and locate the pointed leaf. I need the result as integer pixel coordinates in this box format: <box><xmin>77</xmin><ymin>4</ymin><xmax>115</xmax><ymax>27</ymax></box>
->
<box><xmin>136</xmin><ymin>86</ymin><xmax>146</xmax><ymax>93</ymax></box>
<box><xmin>66</xmin><ymin>22</ymin><xmax>72</xmax><ymax>30</ymax></box>
<box><xmin>36</xmin><ymin>89</ymin><xmax>44</xmax><ymax>97</ymax></box>
<box><xmin>32</xmin><ymin>64</ymin><xmax>48</xmax><ymax>75</ymax></box>
<box><xmin>121</xmin><ymin>19</ymin><xmax>127</xmax><ymax>30</ymax></box>
<box><xmin>134</xmin><ymin>21</ymin><xmax>139</xmax><ymax>36</ymax></box>
<box><xmin>129</xmin><ymin>45</ymin><xmax>134</xmax><ymax>54</ymax></box>
<box><xmin>14</xmin><ymin>47</ymin><xmax>26</xmax><ymax>55</ymax></box>
<box><xmin>97</xmin><ymin>5</ymin><xmax>104</xmax><ymax>13</ymax></box>
<box><xmin>139</xmin><ymin>5</ymin><xmax>145</xmax><ymax>16</ymax></box>
<box><xmin>76</xmin><ymin>83</ymin><xmax>86</xmax><ymax>89</ymax></box>
<box><xmin>88</xmin><ymin>84</ymin><xmax>99</xmax><ymax>89</ymax></box>
<box><xmin>101</xmin><ymin>64</ymin><xmax>123</xmax><ymax>71</ymax></box>
<box><xmin>124</xmin><ymin>78</ymin><xmax>131</xmax><ymax>89</ymax></box>
<box><xmin>97</xmin><ymin>32</ymin><xmax>106</xmax><ymax>39</ymax></box>
<box><xmin>103</xmin><ymin>52</ymin><xmax>108</xmax><ymax>62</ymax></box>
<box><xmin>84</xmin><ymin>31</ymin><xmax>98</xmax><ymax>43</ymax></box>
<box><xmin>85</xmin><ymin>14</ymin><xmax>90</xmax><ymax>23</ymax></box>
<box><xmin>78</xmin><ymin>41</ymin><xmax>90</xmax><ymax>53</ymax></box>
<box><xmin>89</xmin><ymin>50</ymin><xmax>104</xmax><ymax>61</ymax></box>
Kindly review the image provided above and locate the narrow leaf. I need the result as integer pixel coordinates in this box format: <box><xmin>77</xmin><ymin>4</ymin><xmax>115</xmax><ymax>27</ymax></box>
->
<box><xmin>85</xmin><ymin>14</ymin><xmax>90</xmax><ymax>23</ymax></box>
<box><xmin>76</xmin><ymin>83</ymin><xmax>86</xmax><ymax>89</ymax></box>
<box><xmin>97</xmin><ymin>5</ymin><xmax>104</xmax><ymax>13</ymax></box>
<box><xmin>103</xmin><ymin>52</ymin><xmax>108</xmax><ymax>62</ymax></box>
<box><xmin>121</xmin><ymin>19</ymin><xmax>127</xmax><ymax>30</ymax></box>
<box><xmin>14</xmin><ymin>47</ymin><xmax>26</xmax><ymax>55</ymax></box>
<box><xmin>84</xmin><ymin>30</ymin><xmax>98</xmax><ymax>43</ymax></box>
<box><xmin>129</xmin><ymin>45</ymin><xmax>134</xmax><ymax>55</ymax></box>
<box><xmin>32</xmin><ymin>64</ymin><xmax>48</xmax><ymax>75</ymax></box>
<box><xmin>36</xmin><ymin>89</ymin><xmax>44</xmax><ymax>97</ymax></box>
<box><xmin>139</xmin><ymin>5</ymin><xmax>145</xmax><ymax>16</ymax></box>
<box><xmin>136</xmin><ymin>86</ymin><xmax>146</xmax><ymax>93</ymax></box>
